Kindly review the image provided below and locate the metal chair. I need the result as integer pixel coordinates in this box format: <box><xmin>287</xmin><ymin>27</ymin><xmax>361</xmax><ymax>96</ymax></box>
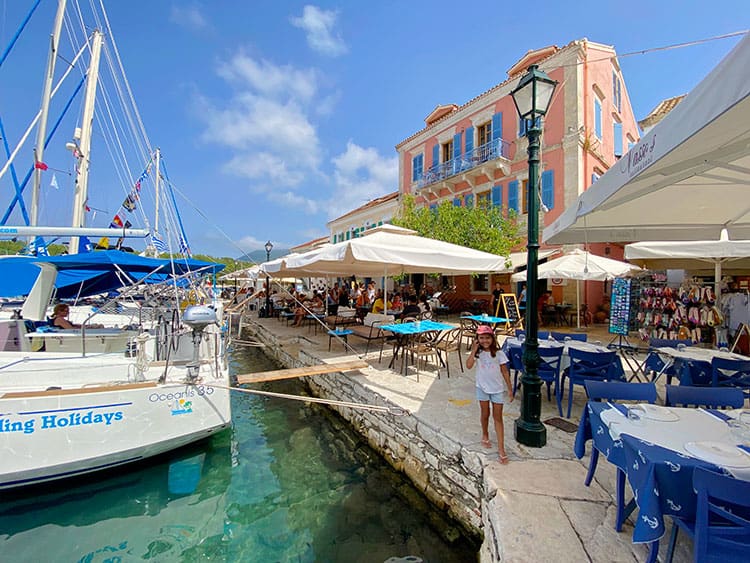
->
<box><xmin>432</xmin><ymin>327</ymin><xmax>464</xmax><ymax>378</ymax></box>
<box><xmin>665</xmin><ymin>385</ymin><xmax>745</xmax><ymax>409</ymax></box>
<box><xmin>677</xmin><ymin>359</ymin><xmax>713</xmax><ymax>386</ymax></box>
<box><xmin>507</xmin><ymin>344</ymin><xmax>525</xmax><ymax>394</ymax></box>
<box><xmin>458</xmin><ymin>313</ymin><xmax>477</xmax><ymax>350</ymax></box>
<box><xmin>582</xmin><ymin>380</ymin><xmax>658</xmax><ymax>532</ymax></box>
<box><xmin>560</xmin><ymin>349</ymin><xmax>624</xmax><ymax>418</ymax></box>
<box><xmin>665</xmin><ymin>467</ymin><xmax>750</xmax><ymax>563</ymax></box>
<box><xmin>538</xmin><ymin>346</ymin><xmax>564</xmax><ymax>415</ymax></box>
<box><xmin>711</xmin><ymin>357</ymin><xmax>750</xmax><ymax>398</ymax></box>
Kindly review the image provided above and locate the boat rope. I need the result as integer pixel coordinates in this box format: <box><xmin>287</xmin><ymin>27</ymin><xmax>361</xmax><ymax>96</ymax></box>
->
<box><xmin>230</xmin><ymin>339</ymin><xmax>266</xmax><ymax>348</ymax></box>
<box><xmin>203</xmin><ymin>382</ymin><xmax>409</xmax><ymax>416</ymax></box>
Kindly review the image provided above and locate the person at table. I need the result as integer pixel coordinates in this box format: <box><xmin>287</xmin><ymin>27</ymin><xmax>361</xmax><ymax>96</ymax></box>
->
<box><xmin>492</xmin><ymin>282</ymin><xmax>503</xmax><ymax>316</ymax></box>
<box><xmin>467</xmin><ymin>325</ymin><xmax>514</xmax><ymax>464</ymax></box>
<box><xmin>391</xmin><ymin>293</ymin><xmax>403</xmax><ymax>311</ymax></box>
<box><xmin>371</xmin><ymin>289</ymin><xmax>392</xmax><ymax>314</ymax></box>
<box><xmin>338</xmin><ymin>285</ymin><xmax>350</xmax><ymax>307</ymax></box>
<box><xmin>400</xmin><ymin>294</ymin><xmax>421</xmax><ymax>320</ymax></box>
<box><xmin>418</xmin><ymin>294</ymin><xmax>431</xmax><ymax>314</ymax></box>
<box><xmin>518</xmin><ymin>283</ymin><xmax>527</xmax><ymax>315</ymax></box>
<box><xmin>538</xmin><ymin>290</ymin><xmax>553</xmax><ymax>325</ymax></box>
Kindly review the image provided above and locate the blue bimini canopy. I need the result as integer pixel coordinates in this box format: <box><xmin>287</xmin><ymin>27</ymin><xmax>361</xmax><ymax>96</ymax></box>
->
<box><xmin>0</xmin><ymin>250</ymin><xmax>224</xmax><ymax>299</ymax></box>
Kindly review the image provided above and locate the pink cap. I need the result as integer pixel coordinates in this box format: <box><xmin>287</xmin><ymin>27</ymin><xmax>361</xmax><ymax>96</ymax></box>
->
<box><xmin>476</xmin><ymin>325</ymin><xmax>493</xmax><ymax>335</ymax></box>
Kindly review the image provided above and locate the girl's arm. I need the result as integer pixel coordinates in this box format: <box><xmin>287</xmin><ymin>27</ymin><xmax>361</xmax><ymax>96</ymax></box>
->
<box><xmin>501</xmin><ymin>363</ymin><xmax>514</xmax><ymax>401</ymax></box>
<box><xmin>466</xmin><ymin>339</ymin><xmax>479</xmax><ymax>369</ymax></box>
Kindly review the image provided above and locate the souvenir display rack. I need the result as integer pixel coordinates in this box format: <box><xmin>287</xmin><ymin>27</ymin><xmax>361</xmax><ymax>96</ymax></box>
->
<box><xmin>609</xmin><ymin>277</ymin><xmax>640</xmax><ymax>336</ymax></box>
<box><xmin>635</xmin><ymin>276</ymin><xmax>722</xmax><ymax>344</ymax></box>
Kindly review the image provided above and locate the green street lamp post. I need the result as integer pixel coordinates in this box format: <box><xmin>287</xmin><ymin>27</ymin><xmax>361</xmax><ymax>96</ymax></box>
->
<box><xmin>510</xmin><ymin>64</ymin><xmax>558</xmax><ymax>447</ymax></box>
<box><xmin>264</xmin><ymin>240</ymin><xmax>274</xmax><ymax>318</ymax></box>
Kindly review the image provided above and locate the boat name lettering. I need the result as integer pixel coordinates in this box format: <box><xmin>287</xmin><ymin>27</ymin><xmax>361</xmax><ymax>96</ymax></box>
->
<box><xmin>0</xmin><ymin>410</ymin><xmax>124</xmax><ymax>434</ymax></box>
<box><xmin>148</xmin><ymin>387</ymin><xmax>213</xmax><ymax>402</ymax></box>
<box><xmin>0</xmin><ymin>227</ymin><xmax>18</xmax><ymax>234</ymax></box>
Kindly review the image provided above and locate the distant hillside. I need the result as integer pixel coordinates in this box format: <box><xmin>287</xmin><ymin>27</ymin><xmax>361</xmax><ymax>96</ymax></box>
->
<box><xmin>237</xmin><ymin>248</ymin><xmax>291</xmax><ymax>263</ymax></box>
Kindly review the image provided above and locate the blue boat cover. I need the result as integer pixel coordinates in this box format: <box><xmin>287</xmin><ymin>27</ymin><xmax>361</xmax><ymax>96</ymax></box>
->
<box><xmin>0</xmin><ymin>250</ymin><xmax>224</xmax><ymax>298</ymax></box>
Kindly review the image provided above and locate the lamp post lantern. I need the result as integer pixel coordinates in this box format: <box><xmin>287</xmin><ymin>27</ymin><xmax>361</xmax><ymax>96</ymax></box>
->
<box><xmin>510</xmin><ymin>64</ymin><xmax>557</xmax><ymax>448</ymax></box>
<box><xmin>264</xmin><ymin>240</ymin><xmax>273</xmax><ymax>318</ymax></box>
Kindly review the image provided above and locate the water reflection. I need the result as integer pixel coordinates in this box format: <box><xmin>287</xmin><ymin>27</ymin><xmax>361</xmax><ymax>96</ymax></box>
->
<box><xmin>0</xmin><ymin>346</ymin><xmax>477</xmax><ymax>562</ymax></box>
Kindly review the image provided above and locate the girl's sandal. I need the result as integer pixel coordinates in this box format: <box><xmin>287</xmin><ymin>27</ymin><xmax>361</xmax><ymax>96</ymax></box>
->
<box><xmin>481</xmin><ymin>438</ymin><xmax>492</xmax><ymax>449</ymax></box>
<box><xmin>499</xmin><ymin>454</ymin><xmax>509</xmax><ymax>465</ymax></box>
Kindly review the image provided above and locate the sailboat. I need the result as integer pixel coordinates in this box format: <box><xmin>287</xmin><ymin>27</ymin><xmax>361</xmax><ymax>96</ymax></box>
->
<box><xmin>0</xmin><ymin>1</ymin><xmax>232</xmax><ymax>489</ymax></box>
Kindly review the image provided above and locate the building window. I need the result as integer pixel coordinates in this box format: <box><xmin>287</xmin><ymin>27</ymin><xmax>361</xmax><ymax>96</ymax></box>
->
<box><xmin>594</xmin><ymin>97</ymin><xmax>603</xmax><ymax>139</ymax></box>
<box><xmin>612</xmin><ymin>71</ymin><xmax>622</xmax><ymax>113</ymax></box>
<box><xmin>411</xmin><ymin>153</ymin><xmax>423</xmax><ymax>182</ymax></box>
<box><xmin>442</xmin><ymin>140</ymin><xmax>453</xmax><ymax>164</ymax></box>
<box><xmin>477</xmin><ymin>191</ymin><xmax>491</xmax><ymax>209</ymax></box>
<box><xmin>478</xmin><ymin>122</ymin><xmax>491</xmax><ymax>147</ymax></box>
<box><xmin>520</xmin><ymin>179</ymin><xmax>529</xmax><ymax>214</ymax></box>
<box><xmin>473</xmin><ymin>274</ymin><xmax>489</xmax><ymax>292</ymax></box>
<box><xmin>452</xmin><ymin>197</ymin><xmax>461</xmax><ymax>207</ymax></box>
<box><xmin>464</xmin><ymin>194</ymin><xmax>474</xmax><ymax>208</ymax></box>
<box><xmin>613</xmin><ymin>120</ymin><xmax>623</xmax><ymax>158</ymax></box>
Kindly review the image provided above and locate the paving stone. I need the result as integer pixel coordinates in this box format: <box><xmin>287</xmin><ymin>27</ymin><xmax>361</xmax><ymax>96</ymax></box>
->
<box><xmin>484</xmin><ymin>490</ymin><xmax>588</xmax><ymax>563</ymax></box>
<box><xmin>486</xmin><ymin>459</ymin><xmax>610</xmax><ymax>502</ymax></box>
<box><xmin>560</xmin><ymin>500</ymin><xmax>643</xmax><ymax>562</ymax></box>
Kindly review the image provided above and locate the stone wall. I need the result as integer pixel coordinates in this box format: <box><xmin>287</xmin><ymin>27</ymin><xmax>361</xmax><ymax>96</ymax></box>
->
<box><xmin>242</xmin><ymin>320</ymin><xmax>486</xmax><ymax>542</ymax></box>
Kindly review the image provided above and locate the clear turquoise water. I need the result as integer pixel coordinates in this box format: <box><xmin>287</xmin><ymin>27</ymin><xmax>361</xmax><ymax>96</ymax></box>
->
<box><xmin>0</xmin><ymin>345</ymin><xmax>478</xmax><ymax>562</ymax></box>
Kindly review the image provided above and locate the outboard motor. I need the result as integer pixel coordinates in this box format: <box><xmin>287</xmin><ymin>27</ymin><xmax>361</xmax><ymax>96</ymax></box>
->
<box><xmin>182</xmin><ymin>305</ymin><xmax>218</xmax><ymax>382</ymax></box>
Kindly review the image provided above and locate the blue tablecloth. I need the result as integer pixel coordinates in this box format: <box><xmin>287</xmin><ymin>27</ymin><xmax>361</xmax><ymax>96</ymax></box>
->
<box><xmin>575</xmin><ymin>401</ymin><xmax>744</xmax><ymax>544</ymax></box>
<box><xmin>461</xmin><ymin>314</ymin><xmax>509</xmax><ymax>324</ymax></box>
<box><xmin>379</xmin><ymin>320</ymin><xmax>453</xmax><ymax>334</ymax></box>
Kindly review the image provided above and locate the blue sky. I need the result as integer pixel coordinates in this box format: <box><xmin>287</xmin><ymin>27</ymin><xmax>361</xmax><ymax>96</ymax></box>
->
<box><xmin>0</xmin><ymin>1</ymin><xmax>745</xmax><ymax>260</ymax></box>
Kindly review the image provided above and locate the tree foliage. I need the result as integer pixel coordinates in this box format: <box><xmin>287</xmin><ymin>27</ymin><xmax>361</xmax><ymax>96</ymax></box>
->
<box><xmin>392</xmin><ymin>195</ymin><xmax>523</xmax><ymax>259</ymax></box>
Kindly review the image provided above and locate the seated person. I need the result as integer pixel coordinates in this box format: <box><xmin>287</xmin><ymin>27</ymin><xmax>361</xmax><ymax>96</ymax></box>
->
<box><xmin>50</xmin><ymin>303</ymin><xmax>104</xmax><ymax>329</ymax></box>
<box><xmin>400</xmin><ymin>294</ymin><xmax>421</xmax><ymax>320</ymax></box>
<box><xmin>292</xmin><ymin>296</ymin><xmax>309</xmax><ymax>326</ymax></box>
<box><xmin>391</xmin><ymin>293</ymin><xmax>403</xmax><ymax>311</ymax></box>
<box><xmin>418</xmin><ymin>294</ymin><xmax>431</xmax><ymax>314</ymax></box>
<box><xmin>371</xmin><ymin>290</ymin><xmax>392</xmax><ymax>314</ymax></box>
<box><xmin>51</xmin><ymin>303</ymin><xmax>80</xmax><ymax>329</ymax></box>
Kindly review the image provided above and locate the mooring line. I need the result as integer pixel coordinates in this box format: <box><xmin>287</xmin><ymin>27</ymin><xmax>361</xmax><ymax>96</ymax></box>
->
<box><xmin>202</xmin><ymin>382</ymin><xmax>409</xmax><ymax>416</ymax></box>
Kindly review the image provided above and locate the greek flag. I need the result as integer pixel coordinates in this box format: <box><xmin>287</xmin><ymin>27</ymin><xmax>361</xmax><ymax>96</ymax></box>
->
<box><xmin>178</xmin><ymin>234</ymin><xmax>190</xmax><ymax>255</ymax></box>
<box><xmin>152</xmin><ymin>235</ymin><xmax>167</xmax><ymax>253</ymax></box>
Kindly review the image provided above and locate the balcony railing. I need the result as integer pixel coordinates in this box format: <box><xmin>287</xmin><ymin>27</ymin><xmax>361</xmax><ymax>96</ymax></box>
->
<box><xmin>417</xmin><ymin>138</ymin><xmax>511</xmax><ymax>189</ymax></box>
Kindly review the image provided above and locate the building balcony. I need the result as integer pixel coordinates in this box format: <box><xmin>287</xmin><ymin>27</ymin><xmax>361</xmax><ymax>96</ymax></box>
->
<box><xmin>416</xmin><ymin>138</ymin><xmax>512</xmax><ymax>195</ymax></box>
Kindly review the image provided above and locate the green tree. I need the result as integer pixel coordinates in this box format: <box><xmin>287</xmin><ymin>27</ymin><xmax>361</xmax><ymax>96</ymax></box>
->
<box><xmin>392</xmin><ymin>194</ymin><xmax>523</xmax><ymax>260</ymax></box>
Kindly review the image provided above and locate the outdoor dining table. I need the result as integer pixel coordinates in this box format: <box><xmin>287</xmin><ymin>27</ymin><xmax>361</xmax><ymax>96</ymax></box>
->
<box><xmin>575</xmin><ymin>401</ymin><xmax>750</xmax><ymax>560</ymax></box>
<box><xmin>653</xmin><ymin>346</ymin><xmax>748</xmax><ymax>382</ymax></box>
<box><xmin>461</xmin><ymin>314</ymin><xmax>509</xmax><ymax>325</ymax></box>
<box><xmin>379</xmin><ymin>320</ymin><xmax>454</xmax><ymax>376</ymax></box>
<box><xmin>502</xmin><ymin>337</ymin><xmax>613</xmax><ymax>372</ymax></box>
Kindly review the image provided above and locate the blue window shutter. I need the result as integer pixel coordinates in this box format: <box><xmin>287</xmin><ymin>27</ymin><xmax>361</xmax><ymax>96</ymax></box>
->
<box><xmin>432</xmin><ymin>144</ymin><xmax>439</xmax><ymax>167</ymax></box>
<box><xmin>491</xmin><ymin>184</ymin><xmax>502</xmax><ymax>207</ymax></box>
<box><xmin>591</xmin><ymin>172</ymin><xmax>600</xmax><ymax>185</ymax></box>
<box><xmin>508</xmin><ymin>180</ymin><xmax>519</xmax><ymax>213</ymax></box>
<box><xmin>594</xmin><ymin>99</ymin><xmax>602</xmax><ymax>138</ymax></box>
<box><xmin>453</xmin><ymin>133</ymin><xmax>462</xmax><ymax>158</ymax></box>
<box><xmin>412</xmin><ymin>154</ymin><xmax>423</xmax><ymax>181</ymax></box>
<box><xmin>464</xmin><ymin>194</ymin><xmax>474</xmax><ymax>208</ymax></box>
<box><xmin>465</xmin><ymin>126</ymin><xmax>474</xmax><ymax>155</ymax></box>
<box><xmin>452</xmin><ymin>197</ymin><xmax>461</xmax><ymax>207</ymax></box>
<box><xmin>541</xmin><ymin>170</ymin><xmax>554</xmax><ymax>210</ymax></box>
<box><xmin>492</xmin><ymin>112</ymin><xmax>503</xmax><ymax>141</ymax></box>
<box><xmin>429</xmin><ymin>203</ymin><xmax>437</xmax><ymax>212</ymax></box>
<box><xmin>627</xmin><ymin>141</ymin><xmax>635</xmax><ymax>152</ymax></box>
<box><xmin>613</xmin><ymin>122</ymin><xmax>623</xmax><ymax>157</ymax></box>
<box><xmin>518</xmin><ymin>116</ymin><xmax>526</xmax><ymax>137</ymax></box>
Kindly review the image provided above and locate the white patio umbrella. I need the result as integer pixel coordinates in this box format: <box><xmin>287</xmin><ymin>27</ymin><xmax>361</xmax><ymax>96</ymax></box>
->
<box><xmin>544</xmin><ymin>34</ymin><xmax>750</xmax><ymax>245</ymax></box>
<box><xmin>511</xmin><ymin>249</ymin><xmax>642</xmax><ymax>328</ymax></box>
<box><xmin>625</xmin><ymin>229</ymin><xmax>750</xmax><ymax>296</ymax></box>
<box><xmin>260</xmin><ymin>225</ymin><xmax>553</xmax><ymax>315</ymax></box>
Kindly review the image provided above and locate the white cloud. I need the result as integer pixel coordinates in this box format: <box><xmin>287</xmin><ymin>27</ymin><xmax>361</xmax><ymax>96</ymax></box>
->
<box><xmin>327</xmin><ymin>141</ymin><xmax>398</xmax><ymax>218</ymax></box>
<box><xmin>217</xmin><ymin>55</ymin><xmax>318</xmax><ymax>102</ymax></box>
<box><xmin>290</xmin><ymin>5</ymin><xmax>347</xmax><ymax>57</ymax></box>
<box><xmin>170</xmin><ymin>3</ymin><xmax>209</xmax><ymax>31</ymax></box>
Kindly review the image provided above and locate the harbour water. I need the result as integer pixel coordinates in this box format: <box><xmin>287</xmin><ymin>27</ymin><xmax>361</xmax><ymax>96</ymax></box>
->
<box><xmin>0</xmin><ymin>345</ymin><xmax>478</xmax><ymax>562</ymax></box>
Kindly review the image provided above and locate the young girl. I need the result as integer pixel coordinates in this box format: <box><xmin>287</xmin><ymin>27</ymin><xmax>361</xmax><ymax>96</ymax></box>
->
<box><xmin>467</xmin><ymin>325</ymin><xmax>514</xmax><ymax>464</ymax></box>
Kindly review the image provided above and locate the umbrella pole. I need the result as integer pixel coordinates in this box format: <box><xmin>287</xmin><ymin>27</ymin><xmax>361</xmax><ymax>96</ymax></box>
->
<box><xmin>576</xmin><ymin>279</ymin><xmax>581</xmax><ymax>330</ymax></box>
<box><xmin>715</xmin><ymin>262</ymin><xmax>721</xmax><ymax>304</ymax></box>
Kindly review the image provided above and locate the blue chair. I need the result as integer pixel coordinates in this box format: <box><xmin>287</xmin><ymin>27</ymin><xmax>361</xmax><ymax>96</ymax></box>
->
<box><xmin>665</xmin><ymin>385</ymin><xmax>745</xmax><ymax>409</ymax></box>
<box><xmin>507</xmin><ymin>345</ymin><xmax>525</xmax><ymax>394</ymax></box>
<box><xmin>583</xmin><ymin>380</ymin><xmax>657</xmax><ymax>532</ymax></box>
<box><xmin>711</xmin><ymin>357</ymin><xmax>750</xmax><ymax>398</ymax></box>
<box><xmin>560</xmin><ymin>349</ymin><xmax>624</xmax><ymax>418</ymax></box>
<box><xmin>550</xmin><ymin>331</ymin><xmax>587</xmax><ymax>342</ymax></box>
<box><xmin>538</xmin><ymin>346</ymin><xmax>564</xmax><ymax>415</ymax></box>
<box><xmin>538</xmin><ymin>331</ymin><xmax>550</xmax><ymax>340</ymax></box>
<box><xmin>665</xmin><ymin>467</ymin><xmax>750</xmax><ymax>563</ymax></box>
<box><xmin>677</xmin><ymin>359</ymin><xmax>713</xmax><ymax>386</ymax></box>
<box><xmin>644</xmin><ymin>338</ymin><xmax>692</xmax><ymax>383</ymax></box>
<box><xmin>515</xmin><ymin>329</ymin><xmax>526</xmax><ymax>340</ymax></box>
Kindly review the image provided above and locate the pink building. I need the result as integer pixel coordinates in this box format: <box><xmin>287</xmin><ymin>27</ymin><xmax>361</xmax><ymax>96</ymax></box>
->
<box><xmin>395</xmin><ymin>39</ymin><xmax>640</xmax><ymax>316</ymax></box>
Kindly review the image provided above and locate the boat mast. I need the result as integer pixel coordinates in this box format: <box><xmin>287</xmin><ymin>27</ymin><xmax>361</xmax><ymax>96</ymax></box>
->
<box><xmin>69</xmin><ymin>30</ymin><xmax>103</xmax><ymax>255</ymax></box>
<box><xmin>154</xmin><ymin>147</ymin><xmax>161</xmax><ymax>234</ymax></box>
<box><xmin>30</xmin><ymin>0</ymin><xmax>67</xmax><ymax>228</ymax></box>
